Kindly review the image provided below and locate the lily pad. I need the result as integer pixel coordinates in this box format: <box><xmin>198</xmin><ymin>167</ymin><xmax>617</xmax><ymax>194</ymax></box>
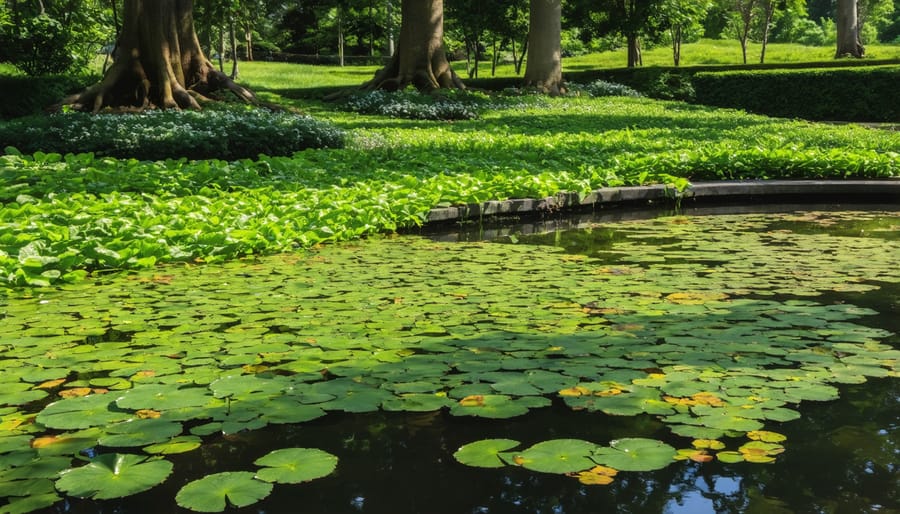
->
<box><xmin>253</xmin><ymin>448</ymin><xmax>338</xmax><ymax>484</ymax></box>
<box><xmin>98</xmin><ymin>419</ymin><xmax>184</xmax><ymax>448</ymax></box>
<box><xmin>453</xmin><ymin>439</ymin><xmax>521</xmax><ymax>469</ymax></box>
<box><xmin>36</xmin><ymin>394</ymin><xmax>132</xmax><ymax>430</ymax></box>
<box><xmin>592</xmin><ymin>438</ymin><xmax>677</xmax><ymax>472</ymax></box>
<box><xmin>56</xmin><ymin>453</ymin><xmax>173</xmax><ymax>500</ymax></box>
<box><xmin>175</xmin><ymin>471</ymin><xmax>273</xmax><ymax>513</ymax></box>
<box><xmin>506</xmin><ymin>439</ymin><xmax>600</xmax><ymax>474</ymax></box>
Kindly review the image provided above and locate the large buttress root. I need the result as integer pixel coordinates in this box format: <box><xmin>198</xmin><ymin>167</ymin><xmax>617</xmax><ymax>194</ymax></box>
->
<box><xmin>60</xmin><ymin>0</ymin><xmax>255</xmax><ymax>112</ymax></box>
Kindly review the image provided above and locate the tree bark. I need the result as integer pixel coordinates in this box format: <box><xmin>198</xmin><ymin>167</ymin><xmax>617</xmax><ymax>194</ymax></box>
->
<box><xmin>626</xmin><ymin>33</ymin><xmax>642</xmax><ymax>67</ymax></box>
<box><xmin>836</xmin><ymin>0</ymin><xmax>865</xmax><ymax>58</ymax></box>
<box><xmin>61</xmin><ymin>0</ymin><xmax>254</xmax><ymax>112</ymax></box>
<box><xmin>361</xmin><ymin>0</ymin><xmax>463</xmax><ymax>92</ymax></box>
<box><xmin>523</xmin><ymin>0</ymin><xmax>565</xmax><ymax>95</ymax></box>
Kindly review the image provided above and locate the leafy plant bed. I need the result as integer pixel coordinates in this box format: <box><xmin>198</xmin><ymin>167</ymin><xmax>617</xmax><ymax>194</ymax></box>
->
<box><xmin>2</xmin><ymin>95</ymin><xmax>899</xmax><ymax>287</ymax></box>
<box><xmin>0</xmin><ymin>209</ymin><xmax>897</xmax><ymax>513</ymax></box>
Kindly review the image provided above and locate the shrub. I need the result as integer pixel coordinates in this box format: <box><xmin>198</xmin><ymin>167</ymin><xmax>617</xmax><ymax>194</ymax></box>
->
<box><xmin>646</xmin><ymin>72</ymin><xmax>696</xmax><ymax>101</ymax></box>
<box><xmin>0</xmin><ymin>73</ymin><xmax>92</xmax><ymax>119</ymax></box>
<box><xmin>341</xmin><ymin>89</ymin><xmax>481</xmax><ymax>120</ymax></box>
<box><xmin>579</xmin><ymin>79</ymin><xmax>642</xmax><ymax>98</ymax></box>
<box><xmin>0</xmin><ymin>105</ymin><xmax>345</xmax><ymax>160</ymax></box>
<box><xmin>692</xmin><ymin>65</ymin><xmax>900</xmax><ymax>122</ymax></box>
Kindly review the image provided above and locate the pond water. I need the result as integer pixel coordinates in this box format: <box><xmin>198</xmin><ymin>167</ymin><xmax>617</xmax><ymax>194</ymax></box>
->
<box><xmin>0</xmin><ymin>207</ymin><xmax>898</xmax><ymax>514</ymax></box>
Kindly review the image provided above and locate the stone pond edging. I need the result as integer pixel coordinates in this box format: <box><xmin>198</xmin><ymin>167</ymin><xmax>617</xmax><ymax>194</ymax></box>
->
<box><xmin>425</xmin><ymin>179</ymin><xmax>900</xmax><ymax>224</ymax></box>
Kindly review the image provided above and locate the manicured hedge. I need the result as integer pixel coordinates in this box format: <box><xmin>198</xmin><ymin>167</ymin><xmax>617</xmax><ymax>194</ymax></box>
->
<box><xmin>691</xmin><ymin>65</ymin><xmax>900</xmax><ymax>122</ymax></box>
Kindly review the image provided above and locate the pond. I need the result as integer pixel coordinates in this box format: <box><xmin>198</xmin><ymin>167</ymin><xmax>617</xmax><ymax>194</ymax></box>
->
<box><xmin>0</xmin><ymin>207</ymin><xmax>898</xmax><ymax>514</ymax></box>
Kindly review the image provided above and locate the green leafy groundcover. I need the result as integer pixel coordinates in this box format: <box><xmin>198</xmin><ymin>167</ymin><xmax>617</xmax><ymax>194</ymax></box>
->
<box><xmin>0</xmin><ymin>210</ymin><xmax>898</xmax><ymax>512</ymax></box>
<box><xmin>2</xmin><ymin>95</ymin><xmax>899</xmax><ymax>287</ymax></box>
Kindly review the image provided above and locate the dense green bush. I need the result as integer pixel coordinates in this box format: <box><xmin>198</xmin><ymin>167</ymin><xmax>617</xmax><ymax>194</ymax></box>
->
<box><xmin>692</xmin><ymin>65</ymin><xmax>900</xmax><ymax>122</ymax></box>
<box><xmin>340</xmin><ymin>89</ymin><xmax>550</xmax><ymax>120</ymax></box>
<box><xmin>0</xmin><ymin>74</ymin><xmax>92</xmax><ymax>119</ymax></box>
<box><xmin>576</xmin><ymin>79</ymin><xmax>642</xmax><ymax>98</ymax></box>
<box><xmin>0</xmin><ymin>105</ymin><xmax>345</xmax><ymax>159</ymax></box>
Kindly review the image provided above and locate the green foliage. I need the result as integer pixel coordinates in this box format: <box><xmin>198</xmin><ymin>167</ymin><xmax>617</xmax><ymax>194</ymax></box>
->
<box><xmin>341</xmin><ymin>89</ymin><xmax>481</xmax><ymax>120</ymax></box>
<box><xmin>692</xmin><ymin>65</ymin><xmax>900</xmax><ymax>122</ymax></box>
<box><xmin>0</xmin><ymin>105</ymin><xmax>345</xmax><ymax>160</ymax></box>
<box><xmin>576</xmin><ymin>79</ymin><xmax>643</xmax><ymax>97</ymax></box>
<box><xmin>0</xmin><ymin>74</ymin><xmax>92</xmax><ymax>120</ymax></box>
<box><xmin>1</xmin><ymin>94</ymin><xmax>898</xmax><ymax>287</ymax></box>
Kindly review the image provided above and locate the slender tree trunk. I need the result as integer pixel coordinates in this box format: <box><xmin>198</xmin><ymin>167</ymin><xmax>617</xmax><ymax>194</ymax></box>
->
<box><xmin>61</xmin><ymin>0</ymin><xmax>254</xmax><ymax>112</ymax></box>
<box><xmin>361</xmin><ymin>0</ymin><xmax>463</xmax><ymax>92</ymax></box>
<box><xmin>524</xmin><ymin>0</ymin><xmax>564</xmax><ymax>94</ymax></box>
<box><xmin>626</xmin><ymin>33</ymin><xmax>642</xmax><ymax>67</ymax></box>
<box><xmin>671</xmin><ymin>26</ymin><xmax>682</xmax><ymax>67</ymax></box>
<box><xmin>386</xmin><ymin>0</ymin><xmax>395</xmax><ymax>56</ymax></box>
<box><xmin>836</xmin><ymin>0</ymin><xmax>865</xmax><ymax>57</ymax></box>
<box><xmin>245</xmin><ymin>25</ymin><xmax>253</xmax><ymax>61</ymax></box>
<box><xmin>760</xmin><ymin>4</ymin><xmax>775</xmax><ymax>64</ymax></box>
<box><xmin>229</xmin><ymin>18</ymin><xmax>239</xmax><ymax>79</ymax></box>
<box><xmin>217</xmin><ymin>27</ymin><xmax>225</xmax><ymax>71</ymax></box>
<box><xmin>338</xmin><ymin>7</ymin><xmax>345</xmax><ymax>67</ymax></box>
<box><xmin>516</xmin><ymin>37</ymin><xmax>527</xmax><ymax>75</ymax></box>
<box><xmin>491</xmin><ymin>37</ymin><xmax>498</xmax><ymax>76</ymax></box>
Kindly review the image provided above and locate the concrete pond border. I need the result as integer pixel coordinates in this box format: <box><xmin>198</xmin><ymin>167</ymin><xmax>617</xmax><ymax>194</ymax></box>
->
<box><xmin>425</xmin><ymin>180</ymin><xmax>900</xmax><ymax>224</ymax></box>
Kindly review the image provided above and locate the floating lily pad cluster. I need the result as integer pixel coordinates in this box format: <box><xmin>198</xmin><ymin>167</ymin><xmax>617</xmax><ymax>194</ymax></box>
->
<box><xmin>0</xmin><ymin>211</ymin><xmax>898</xmax><ymax>512</ymax></box>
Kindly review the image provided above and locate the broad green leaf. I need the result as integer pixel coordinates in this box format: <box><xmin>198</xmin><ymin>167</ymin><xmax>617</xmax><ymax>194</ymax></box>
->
<box><xmin>175</xmin><ymin>472</ymin><xmax>273</xmax><ymax>513</ymax></box>
<box><xmin>506</xmin><ymin>439</ymin><xmax>600</xmax><ymax>474</ymax></box>
<box><xmin>253</xmin><ymin>448</ymin><xmax>338</xmax><ymax>484</ymax></box>
<box><xmin>453</xmin><ymin>439</ymin><xmax>521</xmax><ymax>469</ymax></box>
<box><xmin>592</xmin><ymin>438</ymin><xmax>677</xmax><ymax>472</ymax></box>
<box><xmin>56</xmin><ymin>454</ymin><xmax>173</xmax><ymax>500</ymax></box>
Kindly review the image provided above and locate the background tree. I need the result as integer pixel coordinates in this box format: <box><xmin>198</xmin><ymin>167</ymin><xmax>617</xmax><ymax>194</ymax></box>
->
<box><xmin>758</xmin><ymin>0</ymin><xmax>805</xmax><ymax>63</ymax></box>
<box><xmin>523</xmin><ymin>0</ymin><xmax>564</xmax><ymax>94</ymax></box>
<box><xmin>63</xmin><ymin>0</ymin><xmax>254</xmax><ymax>112</ymax></box>
<box><xmin>361</xmin><ymin>0</ymin><xmax>463</xmax><ymax>91</ymax></box>
<box><xmin>658</xmin><ymin>0</ymin><xmax>711</xmax><ymax>66</ymax></box>
<box><xmin>0</xmin><ymin>0</ymin><xmax>113</xmax><ymax>76</ymax></box>
<box><xmin>835</xmin><ymin>0</ymin><xmax>865</xmax><ymax>56</ymax></box>
<box><xmin>567</xmin><ymin>0</ymin><xmax>663</xmax><ymax>68</ymax></box>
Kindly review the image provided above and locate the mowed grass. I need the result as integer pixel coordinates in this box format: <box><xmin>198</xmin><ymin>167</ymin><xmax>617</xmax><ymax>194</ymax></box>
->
<box><xmin>238</xmin><ymin>39</ymin><xmax>900</xmax><ymax>93</ymax></box>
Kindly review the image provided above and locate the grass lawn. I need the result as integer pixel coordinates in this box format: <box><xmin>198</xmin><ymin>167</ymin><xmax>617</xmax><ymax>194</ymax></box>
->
<box><xmin>1</xmin><ymin>41</ymin><xmax>899</xmax><ymax>287</ymax></box>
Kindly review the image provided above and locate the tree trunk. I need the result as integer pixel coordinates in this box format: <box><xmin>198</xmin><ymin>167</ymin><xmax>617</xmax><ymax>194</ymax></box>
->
<box><xmin>62</xmin><ymin>0</ymin><xmax>254</xmax><ymax>112</ymax></box>
<box><xmin>759</xmin><ymin>3</ymin><xmax>775</xmax><ymax>64</ymax></box>
<box><xmin>626</xmin><ymin>33</ymin><xmax>642</xmax><ymax>68</ymax></box>
<box><xmin>523</xmin><ymin>0</ymin><xmax>564</xmax><ymax>95</ymax></box>
<box><xmin>671</xmin><ymin>26</ymin><xmax>682</xmax><ymax>67</ymax></box>
<box><xmin>361</xmin><ymin>0</ymin><xmax>463</xmax><ymax>92</ymax></box>
<box><xmin>229</xmin><ymin>18</ymin><xmax>239</xmax><ymax>79</ymax></box>
<box><xmin>836</xmin><ymin>0</ymin><xmax>865</xmax><ymax>58</ymax></box>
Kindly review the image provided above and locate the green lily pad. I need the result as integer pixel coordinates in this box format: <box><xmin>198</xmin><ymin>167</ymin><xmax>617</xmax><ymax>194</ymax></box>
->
<box><xmin>449</xmin><ymin>394</ymin><xmax>531</xmax><ymax>419</ymax></box>
<box><xmin>253</xmin><ymin>448</ymin><xmax>338</xmax><ymax>484</ymax></box>
<box><xmin>143</xmin><ymin>436</ymin><xmax>202</xmax><ymax>455</ymax></box>
<box><xmin>0</xmin><ymin>492</ymin><xmax>60</xmax><ymax>514</ymax></box>
<box><xmin>175</xmin><ymin>472</ymin><xmax>273</xmax><ymax>512</ymax></box>
<box><xmin>453</xmin><ymin>439</ymin><xmax>521</xmax><ymax>469</ymax></box>
<box><xmin>115</xmin><ymin>385</ymin><xmax>214</xmax><ymax>411</ymax></box>
<box><xmin>592</xmin><ymin>438</ymin><xmax>677</xmax><ymax>472</ymax></box>
<box><xmin>36</xmin><ymin>394</ymin><xmax>132</xmax><ymax>430</ymax></box>
<box><xmin>98</xmin><ymin>419</ymin><xmax>184</xmax><ymax>448</ymax></box>
<box><xmin>56</xmin><ymin>453</ymin><xmax>173</xmax><ymax>500</ymax></box>
<box><xmin>506</xmin><ymin>439</ymin><xmax>600</xmax><ymax>474</ymax></box>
